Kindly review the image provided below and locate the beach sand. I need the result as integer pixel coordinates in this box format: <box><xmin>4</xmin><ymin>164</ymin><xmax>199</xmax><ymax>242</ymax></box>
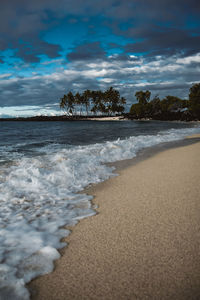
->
<box><xmin>87</xmin><ymin>116</ymin><xmax>125</xmax><ymax>121</ymax></box>
<box><xmin>29</xmin><ymin>138</ymin><xmax>200</xmax><ymax>300</ymax></box>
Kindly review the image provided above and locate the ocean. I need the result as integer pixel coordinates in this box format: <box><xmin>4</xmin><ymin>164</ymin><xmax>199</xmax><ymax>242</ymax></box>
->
<box><xmin>0</xmin><ymin>120</ymin><xmax>200</xmax><ymax>299</ymax></box>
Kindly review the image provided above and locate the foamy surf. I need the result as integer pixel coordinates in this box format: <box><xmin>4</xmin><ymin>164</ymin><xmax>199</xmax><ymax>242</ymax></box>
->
<box><xmin>0</xmin><ymin>125</ymin><xmax>200</xmax><ymax>299</ymax></box>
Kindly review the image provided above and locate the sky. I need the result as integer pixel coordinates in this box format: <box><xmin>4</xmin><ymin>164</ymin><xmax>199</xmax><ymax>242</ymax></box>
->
<box><xmin>0</xmin><ymin>0</ymin><xmax>200</xmax><ymax>117</ymax></box>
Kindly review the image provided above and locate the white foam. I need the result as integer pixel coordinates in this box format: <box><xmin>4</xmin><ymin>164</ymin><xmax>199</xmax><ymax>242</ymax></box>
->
<box><xmin>0</xmin><ymin>126</ymin><xmax>200</xmax><ymax>299</ymax></box>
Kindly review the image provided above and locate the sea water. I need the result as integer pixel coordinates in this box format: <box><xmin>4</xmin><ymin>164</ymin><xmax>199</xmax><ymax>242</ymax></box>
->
<box><xmin>0</xmin><ymin>120</ymin><xmax>200</xmax><ymax>299</ymax></box>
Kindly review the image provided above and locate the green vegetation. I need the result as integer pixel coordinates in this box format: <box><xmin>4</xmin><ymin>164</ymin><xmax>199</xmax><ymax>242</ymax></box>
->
<box><xmin>188</xmin><ymin>83</ymin><xmax>200</xmax><ymax>119</ymax></box>
<box><xmin>60</xmin><ymin>87</ymin><xmax>126</xmax><ymax>116</ymax></box>
<box><xmin>129</xmin><ymin>83</ymin><xmax>200</xmax><ymax>121</ymax></box>
<box><xmin>59</xmin><ymin>83</ymin><xmax>200</xmax><ymax>121</ymax></box>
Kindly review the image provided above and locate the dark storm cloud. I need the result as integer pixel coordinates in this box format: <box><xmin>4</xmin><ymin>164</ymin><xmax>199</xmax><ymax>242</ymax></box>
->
<box><xmin>107</xmin><ymin>0</ymin><xmax>200</xmax><ymax>57</ymax></box>
<box><xmin>1</xmin><ymin>0</ymin><xmax>200</xmax><ymax>62</ymax></box>
<box><xmin>106</xmin><ymin>0</ymin><xmax>200</xmax><ymax>22</ymax></box>
<box><xmin>67</xmin><ymin>42</ymin><xmax>106</xmax><ymax>61</ymax></box>
<box><xmin>0</xmin><ymin>0</ymin><xmax>115</xmax><ymax>62</ymax></box>
<box><xmin>16</xmin><ymin>40</ymin><xmax>62</xmax><ymax>63</ymax></box>
<box><xmin>125</xmin><ymin>29</ymin><xmax>200</xmax><ymax>57</ymax></box>
<box><xmin>67</xmin><ymin>0</ymin><xmax>200</xmax><ymax>61</ymax></box>
<box><xmin>0</xmin><ymin>77</ymin><xmax>61</xmax><ymax>107</ymax></box>
<box><xmin>0</xmin><ymin>0</ymin><xmax>67</xmax><ymax>61</ymax></box>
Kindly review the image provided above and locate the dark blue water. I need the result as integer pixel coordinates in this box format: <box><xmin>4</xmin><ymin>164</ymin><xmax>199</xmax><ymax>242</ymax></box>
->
<box><xmin>0</xmin><ymin>120</ymin><xmax>198</xmax><ymax>162</ymax></box>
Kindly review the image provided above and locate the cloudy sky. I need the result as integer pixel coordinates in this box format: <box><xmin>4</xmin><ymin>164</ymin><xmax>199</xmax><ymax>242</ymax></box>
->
<box><xmin>0</xmin><ymin>0</ymin><xmax>200</xmax><ymax>117</ymax></box>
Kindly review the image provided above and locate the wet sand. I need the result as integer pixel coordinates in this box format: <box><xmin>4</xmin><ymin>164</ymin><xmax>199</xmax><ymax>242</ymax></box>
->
<box><xmin>29</xmin><ymin>137</ymin><xmax>200</xmax><ymax>300</ymax></box>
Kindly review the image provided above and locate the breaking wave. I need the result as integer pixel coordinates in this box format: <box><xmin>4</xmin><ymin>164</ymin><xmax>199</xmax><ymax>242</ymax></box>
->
<box><xmin>0</xmin><ymin>125</ymin><xmax>200</xmax><ymax>299</ymax></box>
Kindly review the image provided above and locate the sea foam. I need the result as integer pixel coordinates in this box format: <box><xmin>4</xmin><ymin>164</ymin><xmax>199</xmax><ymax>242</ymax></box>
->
<box><xmin>0</xmin><ymin>126</ymin><xmax>200</xmax><ymax>299</ymax></box>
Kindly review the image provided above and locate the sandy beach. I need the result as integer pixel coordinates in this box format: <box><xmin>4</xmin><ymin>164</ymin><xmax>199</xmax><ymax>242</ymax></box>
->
<box><xmin>86</xmin><ymin>116</ymin><xmax>126</xmax><ymax>121</ymax></box>
<box><xmin>29</xmin><ymin>136</ymin><xmax>200</xmax><ymax>300</ymax></box>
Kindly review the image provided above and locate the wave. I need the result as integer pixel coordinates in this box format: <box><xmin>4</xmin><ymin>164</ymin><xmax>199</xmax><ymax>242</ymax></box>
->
<box><xmin>0</xmin><ymin>126</ymin><xmax>200</xmax><ymax>299</ymax></box>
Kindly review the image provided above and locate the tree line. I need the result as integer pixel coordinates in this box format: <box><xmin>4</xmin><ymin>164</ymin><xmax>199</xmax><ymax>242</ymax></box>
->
<box><xmin>59</xmin><ymin>83</ymin><xmax>200</xmax><ymax>121</ymax></box>
<box><xmin>129</xmin><ymin>83</ymin><xmax>200</xmax><ymax>121</ymax></box>
<box><xmin>60</xmin><ymin>87</ymin><xmax>126</xmax><ymax>116</ymax></box>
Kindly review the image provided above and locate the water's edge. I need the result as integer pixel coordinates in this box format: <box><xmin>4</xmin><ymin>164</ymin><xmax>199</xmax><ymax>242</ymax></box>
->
<box><xmin>109</xmin><ymin>135</ymin><xmax>200</xmax><ymax>172</ymax></box>
<box><xmin>28</xmin><ymin>134</ymin><xmax>200</xmax><ymax>297</ymax></box>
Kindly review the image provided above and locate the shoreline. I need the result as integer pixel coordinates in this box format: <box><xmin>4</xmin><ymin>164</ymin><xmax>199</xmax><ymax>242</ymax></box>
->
<box><xmin>0</xmin><ymin>115</ymin><xmax>126</xmax><ymax>122</ymax></box>
<box><xmin>0</xmin><ymin>115</ymin><xmax>199</xmax><ymax>122</ymax></box>
<box><xmin>29</xmin><ymin>135</ymin><xmax>200</xmax><ymax>299</ymax></box>
<box><xmin>107</xmin><ymin>134</ymin><xmax>200</xmax><ymax>172</ymax></box>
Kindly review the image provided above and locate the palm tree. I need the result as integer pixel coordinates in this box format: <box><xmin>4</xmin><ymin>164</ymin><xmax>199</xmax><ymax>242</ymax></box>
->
<box><xmin>120</xmin><ymin>97</ymin><xmax>126</xmax><ymax>105</ymax></box>
<box><xmin>104</xmin><ymin>87</ymin><xmax>125</xmax><ymax>115</ymax></box>
<box><xmin>60</xmin><ymin>87</ymin><xmax>126</xmax><ymax>117</ymax></box>
<box><xmin>75</xmin><ymin>92</ymin><xmax>83</xmax><ymax>116</ymax></box>
<box><xmin>60</xmin><ymin>92</ymin><xmax>75</xmax><ymax>115</ymax></box>
<box><xmin>83</xmin><ymin>89</ymin><xmax>91</xmax><ymax>116</ymax></box>
<box><xmin>90</xmin><ymin>90</ymin><xmax>102</xmax><ymax>115</ymax></box>
<box><xmin>60</xmin><ymin>94</ymin><xmax>67</xmax><ymax>113</ymax></box>
<box><xmin>135</xmin><ymin>90</ymin><xmax>151</xmax><ymax>105</ymax></box>
<box><xmin>67</xmin><ymin>91</ymin><xmax>75</xmax><ymax>116</ymax></box>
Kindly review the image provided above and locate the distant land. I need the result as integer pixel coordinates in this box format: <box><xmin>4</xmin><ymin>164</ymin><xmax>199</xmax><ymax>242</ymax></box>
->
<box><xmin>0</xmin><ymin>113</ymin><xmax>198</xmax><ymax>122</ymax></box>
<box><xmin>0</xmin><ymin>115</ymin><xmax>126</xmax><ymax>122</ymax></box>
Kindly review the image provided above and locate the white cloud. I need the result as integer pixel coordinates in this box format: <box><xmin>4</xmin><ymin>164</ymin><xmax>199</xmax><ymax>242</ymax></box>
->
<box><xmin>0</xmin><ymin>51</ymin><xmax>199</xmax><ymax>113</ymax></box>
<box><xmin>41</xmin><ymin>58</ymin><xmax>64</xmax><ymax>65</ymax></box>
<box><xmin>176</xmin><ymin>52</ymin><xmax>200</xmax><ymax>65</ymax></box>
<box><xmin>99</xmin><ymin>78</ymin><xmax>114</xmax><ymax>83</ymax></box>
<box><xmin>0</xmin><ymin>73</ymin><xmax>12</xmax><ymax>79</ymax></box>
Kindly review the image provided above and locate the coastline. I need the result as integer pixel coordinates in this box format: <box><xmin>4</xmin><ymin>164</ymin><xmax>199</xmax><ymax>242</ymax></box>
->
<box><xmin>29</xmin><ymin>135</ymin><xmax>200</xmax><ymax>299</ymax></box>
<box><xmin>107</xmin><ymin>134</ymin><xmax>200</xmax><ymax>172</ymax></box>
<box><xmin>0</xmin><ymin>115</ymin><xmax>126</xmax><ymax>122</ymax></box>
<box><xmin>0</xmin><ymin>115</ymin><xmax>199</xmax><ymax>122</ymax></box>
